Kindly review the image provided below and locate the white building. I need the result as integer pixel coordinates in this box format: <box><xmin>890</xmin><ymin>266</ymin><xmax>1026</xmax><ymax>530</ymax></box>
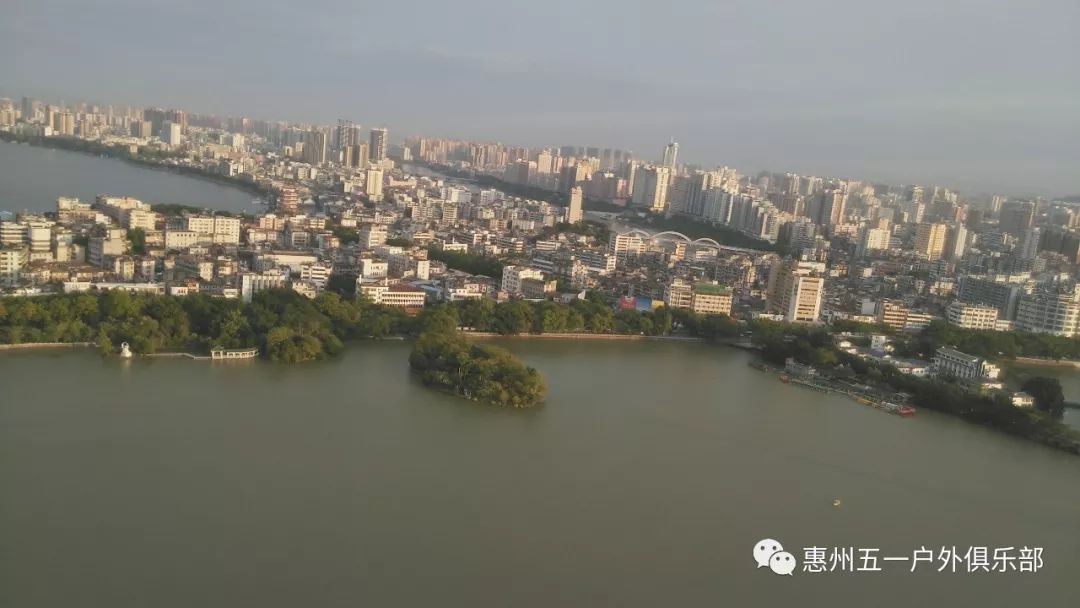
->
<box><xmin>856</xmin><ymin>226</ymin><xmax>890</xmax><ymax>257</ymax></box>
<box><xmin>164</xmin><ymin>229</ymin><xmax>201</xmax><ymax>250</ymax></box>
<box><xmin>359</xmin><ymin>258</ymin><xmax>389</xmax><ymax>279</ymax></box>
<box><xmin>365</xmin><ymin>168</ymin><xmax>384</xmax><ymax>199</ymax></box>
<box><xmin>767</xmin><ymin>260</ymin><xmax>825</xmax><ymax>323</ymax></box>
<box><xmin>357</xmin><ymin>278</ymin><xmax>425</xmax><ymax>308</ymax></box>
<box><xmin>186</xmin><ymin>215</ymin><xmax>241</xmax><ymax>245</ymax></box>
<box><xmin>608</xmin><ymin>233</ymin><xmax>646</xmax><ymax>258</ymax></box>
<box><xmin>240</xmin><ymin>271</ymin><xmax>289</xmax><ymax>303</ymax></box>
<box><xmin>501</xmin><ymin>265</ymin><xmax>545</xmax><ymax>296</ymax></box>
<box><xmin>630</xmin><ymin>165</ymin><xmax>670</xmax><ymax>212</ymax></box>
<box><xmin>358</xmin><ymin>223</ymin><xmax>387</xmax><ymax>249</ymax></box>
<box><xmin>1015</xmin><ymin>287</ymin><xmax>1080</xmax><ymax>337</ymax></box>
<box><xmin>932</xmin><ymin>347</ymin><xmax>1001</xmax><ymax>381</ymax></box>
<box><xmin>253</xmin><ymin>251</ymin><xmax>319</xmax><ymax>273</ymax></box>
<box><xmin>299</xmin><ymin>263</ymin><xmax>332</xmax><ymax>288</ymax></box>
<box><xmin>0</xmin><ymin>246</ymin><xmax>27</xmax><ymax>286</ymax></box>
<box><xmin>945</xmin><ymin>301</ymin><xmax>1000</xmax><ymax>330</ymax></box>
<box><xmin>161</xmin><ymin>120</ymin><xmax>183</xmax><ymax>146</ymax></box>
<box><xmin>567</xmin><ymin>186</ymin><xmax>584</xmax><ymax>224</ymax></box>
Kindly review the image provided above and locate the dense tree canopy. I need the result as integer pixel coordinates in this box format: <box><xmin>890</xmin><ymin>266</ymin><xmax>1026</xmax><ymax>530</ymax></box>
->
<box><xmin>0</xmin><ymin>289</ymin><xmax>409</xmax><ymax>361</ymax></box>
<box><xmin>409</xmin><ymin>329</ymin><xmax>547</xmax><ymax>407</ymax></box>
<box><xmin>1021</xmin><ymin>377</ymin><xmax>1067</xmax><ymax>418</ymax></box>
<box><xmin>425</xmin><ymin>248</ymin><xmax>505</xmax><ymax>278</ymax></box>
<box><xmin>894</xmin><ymin>321</ymin><xmax>1080</xmax><ymax>362</ymax></box>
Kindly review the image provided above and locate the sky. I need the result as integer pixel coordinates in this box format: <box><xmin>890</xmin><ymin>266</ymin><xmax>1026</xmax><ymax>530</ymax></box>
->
<box><xmin>3</xmin><ymin>0</ymin><xmax>1078</xmax><ymax>197</ymax></box>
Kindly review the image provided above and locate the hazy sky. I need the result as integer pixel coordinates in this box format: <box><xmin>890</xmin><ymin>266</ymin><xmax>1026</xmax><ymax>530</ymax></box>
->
<box><xmin>3</xmin><ymin>0</ymin><xmax>1078</xmax><ymax>196</ymax></box>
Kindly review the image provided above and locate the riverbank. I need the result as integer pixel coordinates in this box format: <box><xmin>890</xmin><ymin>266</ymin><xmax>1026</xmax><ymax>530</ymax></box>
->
<box><xmin>1013</xmin><ymin>356</ymin><xmax>1080</xmax><ymax>369</ymax></box>
<box><xmin>0</xmin><ymin>342</ymin><xmax>94</xmax><ymax>351</ymax></box>
<box><xmin>0</xmin><ymin>132</ymin><xmax>270</xmax><ymax>200</ymax></box>
<box><xmin>463</xmin><ymin>331</ymin><xmax>702</xmax><ymax>342</ymax></box>
<box><xmin>0</xmin><ymin>342</ymin><xmax>238</xmax><ymax>361</ymax></box>
<box><xmin>748</xmin><ymin>360</ymin><xmax>914</xmax><ymax>416</ymax></box>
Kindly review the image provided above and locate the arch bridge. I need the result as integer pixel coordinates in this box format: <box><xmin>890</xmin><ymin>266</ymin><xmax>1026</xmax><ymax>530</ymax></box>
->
<box><xmin>617</xmin><ymin>228</ymin><xmax>765</xmax><ymax>254</ymax></box>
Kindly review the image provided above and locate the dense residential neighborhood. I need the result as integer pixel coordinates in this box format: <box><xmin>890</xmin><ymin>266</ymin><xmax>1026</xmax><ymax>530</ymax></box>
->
<box><xmin>3</xmin><ymin>95</ymin><xmax>1080</xmax><ymax>424</ymax></box>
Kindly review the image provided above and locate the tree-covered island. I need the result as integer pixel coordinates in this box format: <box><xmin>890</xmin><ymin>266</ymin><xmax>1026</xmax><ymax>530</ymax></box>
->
<box><xmin>409</xmin><ymin>329</ymin><xmax>547</xmax><ymax>408</ymax></box>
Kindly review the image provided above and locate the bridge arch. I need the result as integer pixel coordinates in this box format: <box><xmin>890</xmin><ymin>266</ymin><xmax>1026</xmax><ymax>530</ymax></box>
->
<box><xmin>648</xmin><ymin>230</ymin><xmax>693</xmax><ymax>242</ymax></box>
<box><xmin>691</xmin><ymin>237</ymin><xmax>722</xmax><ymax>249</ymax></box>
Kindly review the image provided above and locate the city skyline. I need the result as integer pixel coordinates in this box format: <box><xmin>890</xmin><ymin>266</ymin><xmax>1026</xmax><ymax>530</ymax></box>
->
<box><xmin>3</xmin><ymin>0</ymin><xmax>1078</xmax><ymax>197</ymax></box>
<box><xmin>6</xmin><ymin>85</ymin><xmax>1078</xmax><ymax>205</ymax></box>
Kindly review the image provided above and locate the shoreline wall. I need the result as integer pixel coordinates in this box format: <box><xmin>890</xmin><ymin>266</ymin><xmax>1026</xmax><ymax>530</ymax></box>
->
<box><xmin>462</xmin><ymin>332</ymin><xmax>702</xmax><ymax>342</ymax></box>
<box><xmin>1013</xmin><ymin>356</ymin><xmax>1080</xmax><ymax>369</ymax></box>
<box><xmin>0</xmin><ymin>342</ymin><xmax>94</xmax><ymax>350</ymax></box>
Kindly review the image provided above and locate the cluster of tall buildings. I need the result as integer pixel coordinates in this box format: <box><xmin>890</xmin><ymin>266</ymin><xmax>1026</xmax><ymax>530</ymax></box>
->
<box><xmin>3</xmin><ymin>91</ymin><xmax>1080</xmax><ymax>345</ymax></box>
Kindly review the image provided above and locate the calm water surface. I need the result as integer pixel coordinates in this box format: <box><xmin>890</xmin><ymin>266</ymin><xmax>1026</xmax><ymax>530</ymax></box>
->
<box><xmin>1</xmin><ymin>341</ymin><xmax>1078</xmax><ymax>607</ymax></box>
<box><xmin>0</xmin><ymin>140</ymin><xmax>255</xmax><ymax>213</ymax></box>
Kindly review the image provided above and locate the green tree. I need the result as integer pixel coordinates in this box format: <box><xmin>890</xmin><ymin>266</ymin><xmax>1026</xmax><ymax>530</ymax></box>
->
<box><xmin>1021</xmin><ymin>377</ymin><xmax>1067</xmax><ymax>418</ymax></box>
<box><xmin>127</xmin><ymin>228</ymin><xmax>147</xmax><ymax>255</ymax></box>
<box><xmin>491</xmin><ymin>301</ymin><xmax>532</xmax><ymax>335</ymax></box>
<box><xmin>96</xmin><ymin>328</ymin><xmax>114</xmax><ymax>356</ymax></box>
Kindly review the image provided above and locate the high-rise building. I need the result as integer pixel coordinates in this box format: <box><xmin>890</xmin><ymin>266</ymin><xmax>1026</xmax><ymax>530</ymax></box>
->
<box><xmin>1015</xmin><ymin>286</ymin><xmax>1080</xmax><ymax>337</ymax></box>
<box><xmin>130</xmin><ymin>120</ymin><xmax>152</xmax><ymax>138</ymax></box>
<box><xmin>335</xmin><ymin>119</ymin><xmax>362</xmax><ymax>151</ymax></box>
<box><xmin>161</xmin><ymin>120</ymin><xmax>182</xmax><ymax>146</ymax></box>
<box><xmin>20</xmin><ymin>97</ymin><xmax>35</xmax><ymax>121</ymax></box>
<box><xmin>856</xmin><ymin>225</ymin><xmax>891</xmax><ymax>257</ymax></box>
<box><xmin>365</xmin><ymin>168</ymin><xmax>384</xmax><ymax>199</ymax></box>
<box><xmin>662</xmin><ymin>140</ymin><xmax>679</xmax><ymax>168</ymax></box>
<box><xmin>914</xmin><ymin>223</ymin><xmax>949</xmax><ymax>260</ymax></box>
<box><xmin>303</xmin><ymin>130</ymin><xmax>327</xmax><ymax>165</ymax></box>
<box><xmin>567</xmin><ymin>186</ymin><xmax>584</xmax><ymax>224</ymax></box>
<box><xmin>957</xmin><ymin>275</ymin><xmax>1026</xmax><ymax>320</ymax></box>
<box><xmin>559</xmin><ymin>161</ymin><xmax>590</xmax><ymax>192</ymax></box>
<box><xmin>702</xmin><ymin>189</ymin><xmax>733</xmax><ymax>223</ymax></box>
<box><xmin>944</xmin><ymin>224</ymin><xmax>969</xmax><ymax>262</ymax></box>
<box><xmin>369</xmin><ymin>128</ymin><xmax>388</xmax><ymax>162</ymax></box>
<box><xmin>535</xmin><ymin>149</ymin><xmax>554</xmax><ymax>174</ymax></box>
<box><xmin>1038</xmin><ymin>228</ymin><xmax>1080</xmax><ymax>263</ymax></box>
<box><xmin>809</xmin><ymin>189</ymin><xmax>847</xmax><ymax>226</ymax></box>
<box><xmin>343</xmin><ymin>143</ymin><xmax>370</xmax><ymax>169</ymax></box>
<box><xmin>1018</xmin><ymin>227</ymin><xmax>1042</xmax><ymax>260</ymax></box>
<box><xmin>58</xmin><ymin>111</ymin><xmax>75</xmax><ymax>136</ymax></box>
<box><xmin>630</xmin><ymin>166</ymin><xmax>670</xmax><ymax>212</ymax></box>
<box><xmin>999</xmin><ymin>201</ymin><xmax>1035</xmax><ymax>237</ymax></box>
<box><xmin>685</xmin><ymin>171</ymin><xmax>723</xmax><ymax>217</ymax></box>
<box><xmin>766</xmin><ymin>260</ymin><xmax>825</xmax><ymax>323</ymax></box>
<box><xmin>608</xmin><ymin>232</ymin><xmax>646</xmax><ymax>258</ymax></box>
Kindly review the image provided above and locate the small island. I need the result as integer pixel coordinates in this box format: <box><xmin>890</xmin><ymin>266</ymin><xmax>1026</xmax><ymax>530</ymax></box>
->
<box><xmin>409</xmin><ymin>330</ymin><xmax>547</xmax><ymax>408</ymax></box>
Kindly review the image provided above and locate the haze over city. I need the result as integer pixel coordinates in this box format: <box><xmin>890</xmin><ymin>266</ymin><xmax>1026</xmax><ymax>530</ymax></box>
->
<box><xmin>3</xmin><ymin>0</ymin><xmax>1078</xmax><ymax>196</ymax></box>
<box><xmin>5</xmin><ymin>1</ymin><xmax>1080</xmax><ymax>606</ymax></box>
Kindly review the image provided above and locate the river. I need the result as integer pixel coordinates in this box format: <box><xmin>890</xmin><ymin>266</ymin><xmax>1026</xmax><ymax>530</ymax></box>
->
<box><xmin>0</xmin><ymin>140</ymin><xmax>255</xmax><ymax>214</ymax></box>
<box><xmin>1010</xmin><ymin>363</ymin><xmax>1080</xmax><ymax>429</ymax></box>
<box><xmin>1</xmin><ymin>340</ymin><xmax>1077</xmax><ymax>607</ymax></box>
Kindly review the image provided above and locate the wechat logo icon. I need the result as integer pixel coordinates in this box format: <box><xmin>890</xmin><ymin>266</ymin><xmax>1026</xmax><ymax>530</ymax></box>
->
<box><xmin>754</xmin><ymin>538</ymin><xmax>797</xmax><ymax>576</ymax></box>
